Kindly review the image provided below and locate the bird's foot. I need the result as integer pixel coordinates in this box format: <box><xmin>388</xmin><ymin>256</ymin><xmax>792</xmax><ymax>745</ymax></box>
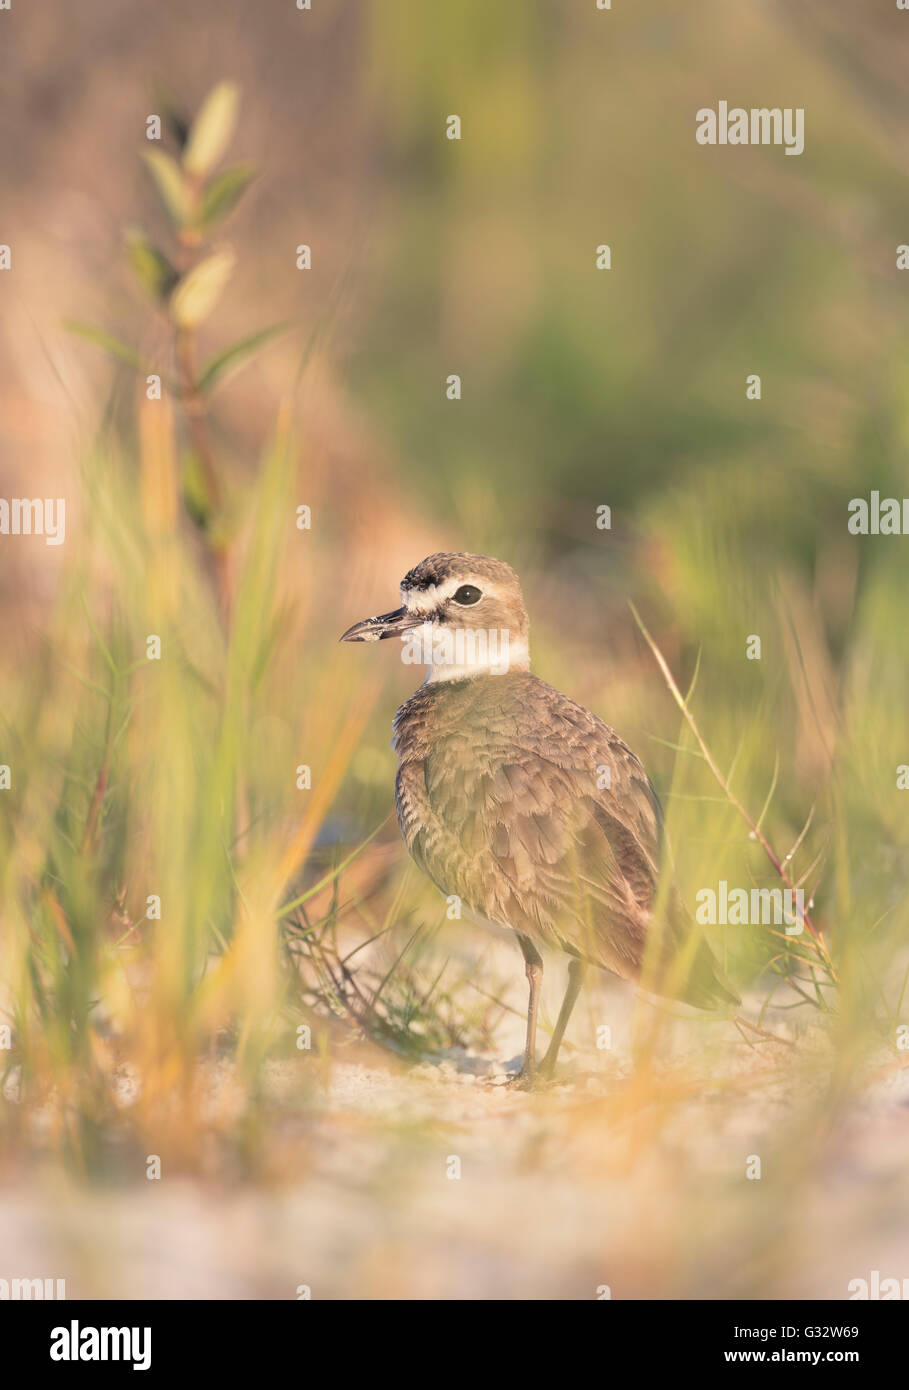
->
<box><xmin>504</xmin><ymin>1067</ymin><xmax>537</xmax><ymax>1091</ymax></box>
<box><xmin>503</xmin><ymin>1064</ymin><xmax>561</xmax><ymax>1092</ymax></box>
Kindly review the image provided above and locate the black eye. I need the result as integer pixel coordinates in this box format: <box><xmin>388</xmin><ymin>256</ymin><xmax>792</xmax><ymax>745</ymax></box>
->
<box><xmin>453</xmin><ymin>584</ymin><xmax>482</xmax><ymax>606</ymax></box>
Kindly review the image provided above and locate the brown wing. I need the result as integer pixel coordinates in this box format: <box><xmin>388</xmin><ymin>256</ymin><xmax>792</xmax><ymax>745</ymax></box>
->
<box><xmin>394</xmin><ymin>675</ymin><xmax>664</xmax><ymax>981</ymax></box>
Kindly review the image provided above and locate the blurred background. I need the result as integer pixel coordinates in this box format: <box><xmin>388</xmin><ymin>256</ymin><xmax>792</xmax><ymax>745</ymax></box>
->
<box><xmin>0</xmin><ymin>0</ymin><xmax>907</xmax><ymax>1299</ymax></box>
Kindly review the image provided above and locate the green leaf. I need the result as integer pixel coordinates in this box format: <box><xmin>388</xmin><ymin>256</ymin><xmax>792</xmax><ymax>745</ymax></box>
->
<box><xmin>63</xmin><ymin>320</ymin><xmax>142</xmax><ymax>369</ymax></box>
<box><xmin>125</xmin><ymin>229</ymin><xmax>179</xmax><ymax>302</ymax></box>
<box><xmin>151</xmin><ymin>88</ymin><xmax>190</xmax><ymax>149</ymax></box>
<box><xmin>181</xmin><ymin>450</ymin><xmax>213</xmax><ymax>529</ymax></box>
<box><xmin>199</xmin><ymin>164</ymin><xmax>256</xmax><ymax>230</ymax></box>
<box><xmin>170</xmin><ymin>248</ymin><xmax>235</xmax><ymax>328</ymax></box>
<box><xmin>183</xmin><ymin>81</ymin><xmax>240</xmax><ymax>177</ymax></box>
<box><xmin>141</xmin><ymin>150</ymin><xmax>188</xmax><ymax>225</ymax></box>
<box><xmin>198</xmin><ymin>323</ymin><xmax>288</xmax><ymax>393</ymax></box>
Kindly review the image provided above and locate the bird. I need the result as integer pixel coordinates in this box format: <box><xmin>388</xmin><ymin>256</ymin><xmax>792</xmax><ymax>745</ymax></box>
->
<box><xmin>340</xmin><ymin>552</ymin><xmax>738</xmax><ymax>1085</ymax></box>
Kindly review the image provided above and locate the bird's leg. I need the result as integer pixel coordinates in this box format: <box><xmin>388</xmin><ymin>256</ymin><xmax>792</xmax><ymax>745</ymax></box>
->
<box><xmin>538</xmin><ymin>956</ymin><xmax>586</xmax><ymax>1079</ymax></box>
<box><xmin>512</xmin><ymin>934</ymin><xmax>543</xmax><ymax>1086</ymax></box>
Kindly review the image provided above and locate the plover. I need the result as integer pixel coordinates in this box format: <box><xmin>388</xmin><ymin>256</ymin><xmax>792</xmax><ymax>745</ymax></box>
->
<box><xmin>341</xmin><ymin>552</ymin><xmax>737</xmax><ymax>1083</ymax></box>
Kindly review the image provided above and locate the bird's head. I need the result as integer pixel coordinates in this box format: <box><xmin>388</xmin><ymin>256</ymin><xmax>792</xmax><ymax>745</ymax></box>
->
<box><xmin>339</xmin><ymin>552</ymin><xmax>530</xmax><ymax>681</ymax></box>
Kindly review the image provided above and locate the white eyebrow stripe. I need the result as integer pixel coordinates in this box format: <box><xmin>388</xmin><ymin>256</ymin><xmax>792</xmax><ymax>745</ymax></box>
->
<box><xmin>401</xmin><ymin>576</ymin><xmax>505</xmax><ymax>613</ymax></box>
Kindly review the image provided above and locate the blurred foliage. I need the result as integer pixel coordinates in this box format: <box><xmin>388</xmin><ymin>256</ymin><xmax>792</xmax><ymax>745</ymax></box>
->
<box><xmin>66</xmin><ymin>80</ymin><xmax>287</xmax><ymax>610</ymax></box>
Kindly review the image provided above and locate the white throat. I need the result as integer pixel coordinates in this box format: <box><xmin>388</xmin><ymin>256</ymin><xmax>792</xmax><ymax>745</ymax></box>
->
<box><xmin>400</xmin><ymin>622</ymin><xmax>530</xmax><ymax>682</ymax></box>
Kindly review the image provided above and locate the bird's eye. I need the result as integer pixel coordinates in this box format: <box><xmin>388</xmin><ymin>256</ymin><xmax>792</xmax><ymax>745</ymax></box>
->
<box><xmin>453</xmin><ymin>584</ymin><xmax>482</xmax><ymax>606</ymax></box>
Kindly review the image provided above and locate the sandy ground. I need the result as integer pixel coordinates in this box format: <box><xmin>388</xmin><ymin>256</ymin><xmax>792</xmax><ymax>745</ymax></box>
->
<box><xmin>2</xmin><ymin>966</ymin><xmax>908</xmax><ymax>1301</ymax></box>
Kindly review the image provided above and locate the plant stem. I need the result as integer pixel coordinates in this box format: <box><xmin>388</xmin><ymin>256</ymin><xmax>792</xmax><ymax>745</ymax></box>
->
<box><xmin>630</xmin><ymin>603</ymin><xmax>835</xmax><ymax>980</ymax></box>
<box><xmin>175</xmin><ymin>176</ymin><xmax>232</xmax><ymax>624</ymax></box>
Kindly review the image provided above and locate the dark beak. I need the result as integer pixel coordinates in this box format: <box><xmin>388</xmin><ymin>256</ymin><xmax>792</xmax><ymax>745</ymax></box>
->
<box><xmin>339</xmin><ymin>606</ymin><xmax>423</xmax><ymax>643</ymax></box>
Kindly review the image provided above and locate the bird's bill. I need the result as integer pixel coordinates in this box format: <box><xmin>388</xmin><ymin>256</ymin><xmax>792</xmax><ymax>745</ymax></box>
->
<box><xmin>339</xmin><ymin>607</ymin><xmax>423</xmax><ymax>643</ymax></box>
